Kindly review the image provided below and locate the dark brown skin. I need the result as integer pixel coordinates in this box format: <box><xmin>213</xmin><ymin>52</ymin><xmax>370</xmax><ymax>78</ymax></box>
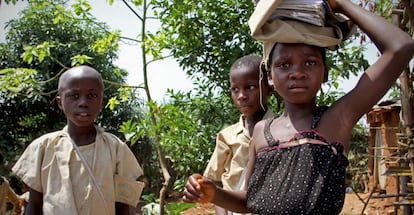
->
<box><xmin>183</xmin><ymin>0</ymin><xmax>414</xmax><ymax>213</ymax></box>
<box><xmin>25</xmin><ymin>188</ymin><xmax>42</xmax><ymax>215</ymax></box>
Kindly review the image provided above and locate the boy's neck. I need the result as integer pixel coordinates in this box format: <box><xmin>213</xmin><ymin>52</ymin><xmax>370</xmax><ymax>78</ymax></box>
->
<box><xmin>67</xmin><ymin>124</ymin><xmax>97</xmax><ymax>146</ymax></box>
<box><xmin>245</xmin><ymin>108</ymin><xmax>267</xmax><ymax>123</ymax></box>
<box><xmin>244</xmin><ymin>108</ymin><xmax>267</xmax><ymax>136</ymax></box>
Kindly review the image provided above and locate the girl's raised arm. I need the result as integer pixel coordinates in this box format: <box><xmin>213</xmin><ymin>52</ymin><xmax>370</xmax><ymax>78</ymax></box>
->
<box><xmin>327</xmin><ymin>0</ymin><xmax>414</xmax><ymax>142</ymax></box>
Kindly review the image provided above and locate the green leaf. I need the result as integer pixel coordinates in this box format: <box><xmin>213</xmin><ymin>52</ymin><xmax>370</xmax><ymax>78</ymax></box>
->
<box><xmin>133</xmin><ymin>0</ymin><xmax>143</xmax><ymax>6</ymax></box>
<box><xmin>165</xmin><ymin>202</ymin><xmax>196</xmax><ymax>215</ymax></box>
<box><xmin>70</xmin><ymin>54</ymin><xmax>93</xmax><ymax>66</ymax></box>
<box><xmin>106</xmin><ymin>97</ymin><xmax>121</xmax><ymax>110</ymax></box>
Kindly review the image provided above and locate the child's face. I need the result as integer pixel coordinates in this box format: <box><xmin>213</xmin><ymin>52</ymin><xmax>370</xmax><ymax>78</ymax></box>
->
<box><xmin>230</xmin><ymin>67</ymin><xmax>269</xmax><ymax>116</ymax></box>
<box><xmin>57</xmin><ymin>76</ymin><xmax>103</xmax><ymax>128</ymax></box>
<box><xmin>268</xmin><ymin>43</ymin><xmax>325</xmax><ymax>104</ymax></box>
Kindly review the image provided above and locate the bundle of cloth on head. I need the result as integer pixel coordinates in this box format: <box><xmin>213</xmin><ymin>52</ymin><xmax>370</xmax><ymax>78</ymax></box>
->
<box><xmin>249</xmin><ymin>0</ymin><xmax>355</xmax><ymax>70</ymax></box>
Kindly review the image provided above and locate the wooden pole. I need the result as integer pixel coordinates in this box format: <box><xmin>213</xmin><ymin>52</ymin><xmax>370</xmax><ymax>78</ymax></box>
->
<box><xmin>393</xmin><ymin>4</ymin><xmax>414</xmax><ymax>214</ymax></box>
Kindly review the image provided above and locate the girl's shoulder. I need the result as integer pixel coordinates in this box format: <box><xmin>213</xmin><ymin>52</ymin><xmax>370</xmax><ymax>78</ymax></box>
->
<box><xmin>252</xmin><ymin>118</ymin><xmax>270</xmax><ymax>138</ymax></box>
<box><xmin>252</xmin><ymin>118</ymin><xmax>274</xmax><ymax>151</ymax></box>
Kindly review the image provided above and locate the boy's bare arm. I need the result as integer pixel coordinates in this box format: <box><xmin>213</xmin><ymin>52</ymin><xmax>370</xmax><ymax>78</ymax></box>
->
<box><xmin>26</xmin><ymin>188</ymin><xmax>43</xmax><ymax>215</ymax></box>
<box><xmin>115</xmin><ymin>202</ymin><xmax>131</xmax><ymax>215</ymax></box>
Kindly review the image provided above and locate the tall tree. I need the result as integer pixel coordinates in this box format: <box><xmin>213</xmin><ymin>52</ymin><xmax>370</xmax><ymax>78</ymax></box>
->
<box><xmin>0</xmin><ymin>1</ymin><xmax>142</xmax><ymax>175</ymax></box>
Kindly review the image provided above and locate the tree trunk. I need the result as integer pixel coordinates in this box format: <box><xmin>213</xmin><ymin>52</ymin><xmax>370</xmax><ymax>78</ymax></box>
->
<box><xmin>156</xmin><ymin>143</ymin><xmax>172</xmax><ymax>215</ymax></box>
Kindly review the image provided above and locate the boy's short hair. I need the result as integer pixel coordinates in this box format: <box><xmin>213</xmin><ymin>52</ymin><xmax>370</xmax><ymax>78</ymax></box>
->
<box><xmin>58</xmin><ymin>65</ymin><xmax>104</xmax><ymax>94</ymax></box>
<box><xmin>231</xmin><ymin>55</ymin><xmax>262</xmax><ymax>73</ymax></box>
<box><xmin>231</xmin><ymin>55</ymin><xmax>271</xmax><ymax>90</ymax></box>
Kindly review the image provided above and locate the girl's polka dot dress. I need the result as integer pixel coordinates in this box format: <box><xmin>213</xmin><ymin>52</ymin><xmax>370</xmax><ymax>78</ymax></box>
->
<box><xmin>247</xmin><ymin>106</ymin><xmax>349</xmax><ymax>215</ymax></box>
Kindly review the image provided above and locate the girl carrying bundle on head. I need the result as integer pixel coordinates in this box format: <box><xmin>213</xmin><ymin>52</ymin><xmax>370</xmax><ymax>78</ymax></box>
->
<box><xmin>183</xmin><ymin>0</ymin><xmax>414</xmax><ymax>214</ymax></box>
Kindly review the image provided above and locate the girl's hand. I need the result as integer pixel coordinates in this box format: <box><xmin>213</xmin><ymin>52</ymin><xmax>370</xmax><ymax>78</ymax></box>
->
<box><xmin>182</xmin><ymin>174</ymin><xmax>216</xmax><ymax>204</ymax></box>
<box><xmin>326</xmin><ymin>0</ymin><xmax>339</xmax><ymax>12</ymax></box>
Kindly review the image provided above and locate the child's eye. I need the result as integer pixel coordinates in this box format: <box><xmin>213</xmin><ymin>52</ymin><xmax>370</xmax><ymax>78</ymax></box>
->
<box><xmin>276</xmin><ymin>62</ymin><xmax>290</xmax><ymax>70</ymax></box>
<box><xmin>88</xmin><ymin>93</ymin><xmax>98</xmax><ymax>99</ymax></box>
<box><xmin>248</xmin><ymin>85</ymin><xmax>256</xmax><ymax>90</ymax></box>
<box><xmin>305</xmin><ymin>60</ymin><xmax>316</xmax><ymax>67</ymax></box>
<box><xmin>69</xmin><ymin>94</ymin><xmax>79</xmax><ymax>99</ymax></box>
<box><xmin>231</xmin><ymin>87</ymin><xmax>239</xmax><ymax>93</ymax></box>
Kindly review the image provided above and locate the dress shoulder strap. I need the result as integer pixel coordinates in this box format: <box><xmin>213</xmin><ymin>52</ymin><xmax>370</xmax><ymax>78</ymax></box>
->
<box><xmin>264</xmin><ymin>117</ymin><xmax>279</xmax><ymax>147</ymax></box>
<box><xmin>310</xmin><ymin>106</ymin><xmax>329</xmax><ymax>129</ymax></box>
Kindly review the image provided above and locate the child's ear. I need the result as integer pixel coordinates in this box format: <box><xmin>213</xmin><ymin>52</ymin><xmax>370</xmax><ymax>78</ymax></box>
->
<box><xmin>268</xmin><ymin>79</ymin><xmax>273</xmax><ymax>86</ymax></box>
<box><xmin>267</xmin><ymin>71</ymin><xmax>273</xmax><ymax>86</ymax></box>
<box><xmin>56</xmin><ymin>95</ymin><xmax>63</xmax><ymax>110</ymax></box>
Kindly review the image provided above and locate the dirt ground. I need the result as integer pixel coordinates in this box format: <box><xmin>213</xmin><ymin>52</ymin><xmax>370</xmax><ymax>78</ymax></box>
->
<box><xmin>180</xmin><ymin>192</ymin><xmax>400</xmax><ymax>215</ymax></box>
<box><xmin>132</xmin><ymin>191</ymin><xmax>412</xmax><ymax>214</ymax></box>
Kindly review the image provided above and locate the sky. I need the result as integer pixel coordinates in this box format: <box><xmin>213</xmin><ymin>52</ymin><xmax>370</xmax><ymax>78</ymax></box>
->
<box><xmin>0</xmin><ymin>1</ymin><xmax>195</xmax><ymax>102</ymax></box>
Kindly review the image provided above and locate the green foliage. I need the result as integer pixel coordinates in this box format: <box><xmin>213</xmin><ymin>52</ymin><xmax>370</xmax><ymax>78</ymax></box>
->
<box><xmin>141</xmin><ymin>203</ymin><xmax>160</xmax><ymax>215</ymax></box>
<box><xmin>165</xmin><ymin>202</ymin><xmax>196</xmax><ymax>215</ymax></box>
<box><xmin>22</xmin><ymin>42</ymin><xmax>54</xmax><ymax>64</ymax></box>
<box><xmin>328</xmin><ymin>37</ymin><xmax>370</xmax><ymax>80</ymax></box>
<box><xmin>0</xmin><ymin>0</ymin><xmax>141</xmax><ymax>176</ymax></box>
<box><xmin>346</xmin><ymin>123</ymin><xmax>369</xmax><ymax>192</ymax></box>
<box><xmin>0</xmin><ymin>68</ymin><xmax>42</xmax><ymax>100</ymax></box>
<box><xmin>153</xmin><ymin>0</ymin><xmax>262</xmax><ymax>92</ymax></box>
<box><xmin>120</xmin><ymin>88</ymin><xmax>237</xmax><ymax>193</ymax></box>
<box><xmin>141</xmin><ymin>201</ymin><xmax>196</xmax><ymax>215</ymax></box>
<box><xmin>1</xmin><ymin>0</ymin><xmax>18</xmax><ymax>4</ymax></box>
<box><xmin>141</xmin><ymin>193</ymin><xmax>159</xmax><ymax>204</ymax></box>
<box><xmin>375</xmin><ymin>0</ymin><xmax>395</xmax><ymax>21</ymax></box>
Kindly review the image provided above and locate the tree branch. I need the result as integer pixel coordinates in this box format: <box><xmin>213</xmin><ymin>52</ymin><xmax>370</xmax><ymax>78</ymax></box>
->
<box><xmin>146</xmin><ymin>54</ymin><xmax>174</xmax><ymax>65</ymax></box>
<box><xmin>122</xmin><ymin>0</ymin><xmax>143</xmax><ymax>22</ymax></box>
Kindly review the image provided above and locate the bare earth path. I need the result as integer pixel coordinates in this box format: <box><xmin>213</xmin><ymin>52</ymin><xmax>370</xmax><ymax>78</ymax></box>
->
<box><xmin>180</xmin><ymin>193</ymin><xmax>376</xmax><ymax>215</ymax></box>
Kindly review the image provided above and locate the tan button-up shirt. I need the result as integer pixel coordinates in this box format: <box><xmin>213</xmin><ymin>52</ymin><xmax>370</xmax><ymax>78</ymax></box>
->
<box><xmin>203</xmin><ymin>110</ymin><xmax>274</xmax><ymax>191</ymax></box>
<box><xmin>12</xmin><ymin>126</ymin><xmax>144</xmax><ymax>215</ymax></box>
